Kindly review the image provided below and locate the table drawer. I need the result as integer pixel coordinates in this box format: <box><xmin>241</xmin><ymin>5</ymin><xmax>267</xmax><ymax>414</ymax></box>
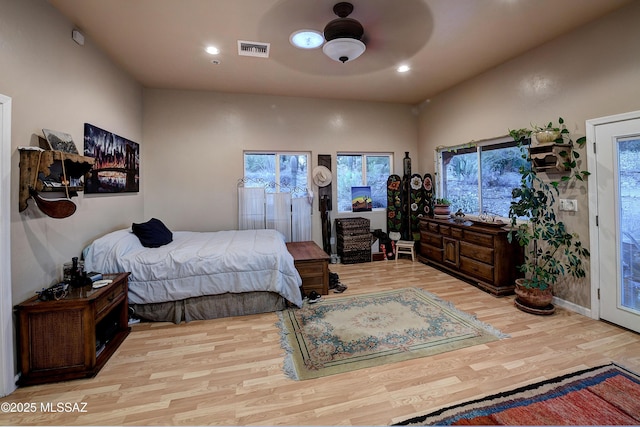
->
<box><xmin>295</xmin><ymin>261</ymin><xmax>325</xmax><ymax>277</ymax></box>
<box><xmin>95</xmin><ymin>280</ymin><xmax>125</xmax><ymax>318</ymax></box>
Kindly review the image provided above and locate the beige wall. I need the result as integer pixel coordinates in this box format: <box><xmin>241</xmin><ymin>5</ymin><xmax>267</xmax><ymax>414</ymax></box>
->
<box><xmin>416</xmin><ymin>1</ymin><xmax>640</xmax><ymax>308</ymax></box>
<box><xmin>1</xmin><ymin>0</ymin><xmax>143</xmax><ymax>305</ymax></box>
<box><xmin>142</xmin><ymin>89</ymin><xmax>418</xmax><ymax>244</ymax></box>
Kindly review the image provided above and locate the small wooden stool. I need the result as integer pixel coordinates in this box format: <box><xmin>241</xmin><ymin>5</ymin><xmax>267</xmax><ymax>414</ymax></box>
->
<box><xmin>395</xmin><ymin>240</ymin><xmax>415</xmax><ymax>262</ymax></box>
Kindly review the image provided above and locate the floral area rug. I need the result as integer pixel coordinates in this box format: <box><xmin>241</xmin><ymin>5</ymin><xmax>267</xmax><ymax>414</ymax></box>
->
<box><xmin>276</xmin><ymin>287</ymin><xmax>508</xmax><ymax>380</ymax></box>
<box><xmin>395</xmin><ymin>363</ymin><xmax>640</xmax><ymax>425</ymax></box>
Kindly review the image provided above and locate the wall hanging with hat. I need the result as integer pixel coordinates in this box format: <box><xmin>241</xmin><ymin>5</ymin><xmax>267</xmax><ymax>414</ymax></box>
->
<box><xmin>312</xmin><ymin>165</ymin><xmax>332</xmax><ymax>188</ymax></box>
<box><xmin>316</xmin><ymin>155</ymin><xmax>333</xmax><ymax>255</ymax></box>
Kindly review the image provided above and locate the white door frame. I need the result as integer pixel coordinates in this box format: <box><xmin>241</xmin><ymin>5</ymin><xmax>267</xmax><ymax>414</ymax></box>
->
<box><xmin>586</xmin><ymin>110</ymin><xmax>640</xmax><ymax>320</ymax></box>
<box><xmin>0</xmin><ymin>93</ymin><xmax>15</xmax><ymax>397</ymax></box>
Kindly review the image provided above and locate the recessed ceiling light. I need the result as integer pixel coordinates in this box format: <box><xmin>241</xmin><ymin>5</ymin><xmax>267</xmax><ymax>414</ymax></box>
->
<box><xmin>397</xmin><ymin>65</ymin><xmax>411</xmax><ymax>73</ymax></box>
<box><xmin>290</xmin><ymin>30</ymin><xmax>324</xmax><ymax>49</ymax></box>
<box><xmin>205</xmin><ymin>46</ymin><xmax>220</xmax><ymax>55</ymax></box>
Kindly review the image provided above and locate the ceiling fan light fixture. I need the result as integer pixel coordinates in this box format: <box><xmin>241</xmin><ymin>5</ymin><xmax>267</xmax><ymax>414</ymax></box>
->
<box><xmin>322</xmin><ymin>2</ymin><xmax>366</xmax><ymax>63</ymax></box>
<box><xmin>290</xmin><ymin>30</ymin><xmax>324</xmax><ymax>49</ymax></box>
<box><xmin>322</xmin><ymin>38</ymin><xmax>366</xmax><ymax>63</ymax></box>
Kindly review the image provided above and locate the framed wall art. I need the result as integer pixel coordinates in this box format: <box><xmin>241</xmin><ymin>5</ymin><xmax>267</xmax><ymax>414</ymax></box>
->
<box><xmin>83</xmin><ymin>123</ymin><xmax>139</xmax><ymax>193</ymax></box>
<box><xmin>351</xmin><ymin>186</ymin><xmax>372</xmax><ymax>212</ymax></box>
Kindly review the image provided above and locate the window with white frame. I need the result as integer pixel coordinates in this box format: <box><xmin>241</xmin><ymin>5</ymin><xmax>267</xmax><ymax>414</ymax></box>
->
<box><xmin>437</xmin><ymin>137</ymin><xmax>530</xmax><ymax>218</ymax></box>
<box><xmin>243</xmin><ymin>152</ymin><xmax>310</xmax><ymax>195</ymax></box>
<box><xmin>336</xmin><ymin>153</ymin><xmax>392</xmax><ymax>212</ymax></box>
<box><xmin>241</xmin><ymin>151</ymin><xmax>312</xmax><ymax>242</ymax></box>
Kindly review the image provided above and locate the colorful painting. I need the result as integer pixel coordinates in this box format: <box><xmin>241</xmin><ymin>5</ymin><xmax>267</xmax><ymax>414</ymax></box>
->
<box><xmin>351</xmin><ymin>186</ymin><xmax>372</xmax><ymax>212</ymax></box>
<box><xmin>83</xmin><ymin>123</ymin><xmax>139</xmax><ymax>193</ymax></box>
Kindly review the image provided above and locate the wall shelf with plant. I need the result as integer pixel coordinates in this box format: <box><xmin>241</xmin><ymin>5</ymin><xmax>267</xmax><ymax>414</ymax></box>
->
<box><xmin>507</xmin><ymin>117</ymin><xmax>590</xmax><ymax>314</ymax></box>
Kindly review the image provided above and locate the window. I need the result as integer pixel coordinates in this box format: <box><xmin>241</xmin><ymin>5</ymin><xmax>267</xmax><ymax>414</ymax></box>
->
<box><xmin>243</xmin><ymin>152</ymin><xmax>310</xmax><ymax>196</ymax></box>
<box><xmin>337</xmin><ymin>153</ymin><xmax>392</xmax><ymax>212</ymax></box>
<box><xmin>437</xmin><ymin>137</ymin><xmax>530</xmax><ymax>217</ymax></box>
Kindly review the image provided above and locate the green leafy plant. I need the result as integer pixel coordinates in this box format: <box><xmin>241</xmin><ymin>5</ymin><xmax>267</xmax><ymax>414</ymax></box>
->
<box><xmin>507</xmin><ymin>118</ymin><xmax>590</xmax><ymax>290</ymax></box>
<box><xmin>435</xmin><ymin>198</ymin><xmax>451</xmax><ymax>206</ymax></box>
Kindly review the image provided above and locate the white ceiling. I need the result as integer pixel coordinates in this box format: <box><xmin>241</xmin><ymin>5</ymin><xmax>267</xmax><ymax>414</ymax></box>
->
<box><xmin>47</xmin><ymin>0</ymin><xmax>631</xmax><ymax>105</ymax></box>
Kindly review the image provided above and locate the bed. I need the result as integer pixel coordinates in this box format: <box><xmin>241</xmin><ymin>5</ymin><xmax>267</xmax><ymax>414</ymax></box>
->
<box><xmin>82</xmin><ymin>224</ymin><xmax>303</xmax><ymax>323</ymax></box>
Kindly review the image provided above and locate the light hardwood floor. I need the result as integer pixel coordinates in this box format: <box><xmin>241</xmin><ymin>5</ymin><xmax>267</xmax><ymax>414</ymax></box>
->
<box><xmin>2</xmin><ymin>260</ymin><xmax>640</xmax><ymax>426</ymax></box>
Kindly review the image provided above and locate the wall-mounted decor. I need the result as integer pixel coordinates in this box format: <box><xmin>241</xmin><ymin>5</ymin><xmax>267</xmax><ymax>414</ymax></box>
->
<box><xmin>83</xmin><ymin>123</ymin><xmax>139</xmax><ymax>193</ymax></box>
<box><xmin>42</xmin><ymin>129</ymin><xmax>79</xmax><ymax>154</ymax></box>
<box><xmin>351</xmin><ymin>186</ymin><xmax>372</xmax><ymax>212</ymax></box>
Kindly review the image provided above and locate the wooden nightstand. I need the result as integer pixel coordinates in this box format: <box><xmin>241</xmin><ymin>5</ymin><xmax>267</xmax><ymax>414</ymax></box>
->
<box><xmin>14</xmin><ymin>273</ymin><xmax>130</xmax><ymax>386</ymax></box>
<box><xmin>286</xmin><ymin>241</ymin><xmax>330</xmax><ymax>295</ymax></box>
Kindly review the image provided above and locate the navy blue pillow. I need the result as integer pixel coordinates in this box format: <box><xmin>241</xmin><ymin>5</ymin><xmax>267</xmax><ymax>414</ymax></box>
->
<box><xmin>132</xmin><ymin>218</ymin><xmax>173</xmax><ymax>248</ymax></box>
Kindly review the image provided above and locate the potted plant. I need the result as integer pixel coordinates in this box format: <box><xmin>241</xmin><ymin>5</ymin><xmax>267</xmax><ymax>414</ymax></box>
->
<box><xmin>434</xmin><ymin>198</ymin><xmax>452</xmax><ymax>217</ymax></box>
<box><xmin>507</xmin><ymin>118</ymin><xmax>590</xmax><ymax>313</ymax></box>
<box><xmin>531</xmin><ymin>121</ymin><xmax>563</xmax><ymax>144</ymax></box>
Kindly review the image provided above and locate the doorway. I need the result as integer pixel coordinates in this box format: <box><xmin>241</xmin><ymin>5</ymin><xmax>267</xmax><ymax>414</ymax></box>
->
<box><xmin>0</xmin><ymin>94</ymin><xmax>14</xmax><ymax>396</ymax></box>
<box><xmin>587</xmin><ymin>110</ymin><xmax>640</xmax><ymax>333</ymax></box>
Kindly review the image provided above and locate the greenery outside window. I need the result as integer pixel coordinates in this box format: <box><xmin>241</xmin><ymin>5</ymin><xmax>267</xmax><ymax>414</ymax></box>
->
<box><xmin>337</xmin><ymin>153</ymin><xmax>392</xmax><ymax>212</ymax></box>
<box><xmin>437</xmin><ymin>137</ymin><xmax>530</xmax><ymax>217</ymax></box>
<box><xmin>243</xmin><ymin>152</ymin><xmax>310</xmax><ymax>196</ymax></box>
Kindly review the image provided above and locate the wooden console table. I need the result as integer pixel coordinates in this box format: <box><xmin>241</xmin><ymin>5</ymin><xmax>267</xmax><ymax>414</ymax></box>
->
<box><xmin>286</xmin><ymin>241</ymin><xmax>330</xmax><ymax>295</ymax></box>
<box><xmin>418</xmin><ymin>218</ymin><xmax>523</xmax><ymax>295</ymax></box>
<box><xmin>14</xmin><ymin>273</ymin><xmax>130</xmax><ymax>386</ymax></box>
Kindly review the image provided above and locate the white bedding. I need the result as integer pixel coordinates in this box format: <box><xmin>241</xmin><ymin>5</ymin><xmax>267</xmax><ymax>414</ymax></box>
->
<box><xmin>83</xmin><ymin>228</ymin><xmax>303</xmax><ymax>307</ymax></box>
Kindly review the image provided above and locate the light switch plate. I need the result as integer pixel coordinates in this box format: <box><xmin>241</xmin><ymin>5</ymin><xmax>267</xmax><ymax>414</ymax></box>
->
<box><xmin>559</xmin><ymin>199</ymin><xmax>578</xmax><ymax>212</ymax></box>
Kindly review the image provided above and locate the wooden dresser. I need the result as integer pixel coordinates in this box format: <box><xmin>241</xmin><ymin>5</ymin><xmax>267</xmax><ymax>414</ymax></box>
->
<box><xmin>418</xmin><ymin>218</ymin><xmax>523</xmax><ymax>295</ymax></box>
<box><xmin>286</xmin><ymin>241</ymin><xmax>330</xmax><ymax>295</ymax></box>
<box><xmin>14</xmin><ymin>273</ymin><xmax>130</xmax><ymax>386</ymax></box>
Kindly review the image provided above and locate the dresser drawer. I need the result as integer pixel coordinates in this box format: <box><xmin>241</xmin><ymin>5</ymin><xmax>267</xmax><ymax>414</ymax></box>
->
<box><xmin>421</xmin><ymin>232</ymin><xmax>442</xmax><ymax>248</ymax></box>
<box><xmin>451</xmin><ymin>228</ymin><xmax>463</xmax><ymax>239</ymax></box>
<box><xmin>420</xmin><ymin>243</ymin><xmax>443</xmax><ymax>263</ymax></box>
<box><xmin>95</xmin><ymin>280</ymin><xmax>125</xmax><ymax>319</ymax></box>
<box><xmin>463</xmin><ymin>230</ymin><xmax>494</xmax><ymax>247</ymax></box>
<box><xmin>459</xmin><ymin>256</ymin><xmax>494</xmax><ymax>283</ymax></box>
<box><xmin>460</xmin><ymin>241</ymin><xmax>494</xmax><ymax>264</ymax></box>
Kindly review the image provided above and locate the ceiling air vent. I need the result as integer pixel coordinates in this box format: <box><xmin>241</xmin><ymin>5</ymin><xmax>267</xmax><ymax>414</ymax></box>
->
<box><xmin>237</xmin><ymin>40</ymin><xmax>270</xmax><ymax>58</ymax></box>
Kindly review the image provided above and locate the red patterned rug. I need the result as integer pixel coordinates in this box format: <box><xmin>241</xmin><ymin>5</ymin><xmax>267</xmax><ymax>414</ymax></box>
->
<box><xmin>396</xmin><ymin>364</ymin><xmax>640</xmax><ymax>425</ymax></box>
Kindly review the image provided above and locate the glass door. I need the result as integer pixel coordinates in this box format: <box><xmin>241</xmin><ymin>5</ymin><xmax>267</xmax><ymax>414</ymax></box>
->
<box><xmin>594</xmin><ymin>114</ymin><xmax>640</xmax><ymax>333</ymax></box>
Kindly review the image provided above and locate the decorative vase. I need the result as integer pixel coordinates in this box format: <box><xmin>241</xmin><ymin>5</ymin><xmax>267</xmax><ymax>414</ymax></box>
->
<box><xmin>403</xmin><ymin>152</ymin><xmax>411</xmax><ymax>176</ymax></box>
<box><xmin>514</xmin><ymin>278</ymin><xmax>553</xmax><ymax>309</ymax></box>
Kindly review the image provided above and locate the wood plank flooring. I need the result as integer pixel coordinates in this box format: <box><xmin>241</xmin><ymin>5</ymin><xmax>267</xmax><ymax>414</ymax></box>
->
<box><xmin>2</xmin><ymin>260</ymin><xmax>640</xmax><ymax>425</ymax></box>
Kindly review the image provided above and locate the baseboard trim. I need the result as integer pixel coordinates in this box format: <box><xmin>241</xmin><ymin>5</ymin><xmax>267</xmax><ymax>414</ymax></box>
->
<box><xmin>552</xmin><ymin>296</ymin><xmax>592</xmax><ymax>318</ymax></box>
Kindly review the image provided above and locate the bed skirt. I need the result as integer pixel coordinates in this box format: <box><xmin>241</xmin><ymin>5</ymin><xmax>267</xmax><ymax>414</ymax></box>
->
<box><xmin>129</xmin><ymin>291</ymin><xmax>288</xmax><ymax>324</ymax></box>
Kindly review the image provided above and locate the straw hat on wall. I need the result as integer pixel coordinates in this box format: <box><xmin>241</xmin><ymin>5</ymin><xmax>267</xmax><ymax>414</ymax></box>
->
<box><xmin>312</xmin><ymin>165</ymin><xmax>332</xmax><ymax>187</ymax></box>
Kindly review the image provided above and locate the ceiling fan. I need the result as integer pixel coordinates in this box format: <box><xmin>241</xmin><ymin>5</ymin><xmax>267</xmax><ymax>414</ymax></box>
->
<box><xmin>290</xmin><ymin>2</ymin><xmax>367</xmax><ymax>63</ymax></box>
<box><xmin>322</xmin><ymin>2</ymin><xmax>366</xmax><ymax>63</ymax></box>
<box><xmin>274</xmin><ymin>0</ymin><xmax>430</xmax><ymax>74</ymax></box>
